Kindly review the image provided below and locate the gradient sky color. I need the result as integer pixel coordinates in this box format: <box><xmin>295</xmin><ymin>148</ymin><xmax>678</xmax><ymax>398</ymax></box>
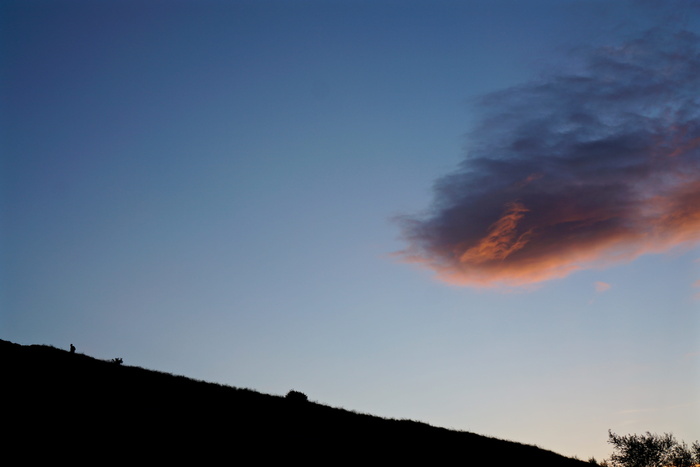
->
<box><xmin>2</xmin><ymin>0</ymin><xmax>699</xmax><ymax>461</ymax></box>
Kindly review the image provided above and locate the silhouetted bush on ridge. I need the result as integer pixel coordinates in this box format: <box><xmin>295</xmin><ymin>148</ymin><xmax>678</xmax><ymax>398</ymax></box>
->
<box><xmin>285</xmin><ymin>389</ymin><xmax>308</xmax><ymax>403</ymax></box>
<box><xmin>604</xmin><ymin>430</ymin><xmax>700</xmax><ymax>467</ymax></box>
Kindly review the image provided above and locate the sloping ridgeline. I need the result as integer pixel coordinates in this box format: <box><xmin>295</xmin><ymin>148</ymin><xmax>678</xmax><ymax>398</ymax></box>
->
<box><xmin>3</xmin><ymin>339</ymin><xmax>590</xmax><ymax>464</ymax></box>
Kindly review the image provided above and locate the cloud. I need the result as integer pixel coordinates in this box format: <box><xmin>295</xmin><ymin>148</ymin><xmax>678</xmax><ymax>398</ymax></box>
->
<box><xmin>396</xmin><ymin>29</ymin><xmax>700</xmax><ymax>288</ymax></box>
<box><xmin>595</xmin><ymin>281</ymin><xmax>612</xmax><ymax>293</ymax></box>
<box><xmin>693</xmin><ymin>279</ymin><xmax>700</xmax><ymax>300</ymax></box>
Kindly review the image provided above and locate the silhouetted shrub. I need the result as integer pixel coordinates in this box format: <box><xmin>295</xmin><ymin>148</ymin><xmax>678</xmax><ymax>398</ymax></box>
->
<box><xmin>285</xmin><ymin>390</ymin><xmax>307</xmax><ymax>403</ymax></box>
<box><xmin>606</xmin><ymin>430</ymin><xmax>700</xmax><ymax>467</ymax></box>
<box><xmin>111</xmin><ymin>358</ymin><xmax>123</xmax><ymax>365</ymax></box>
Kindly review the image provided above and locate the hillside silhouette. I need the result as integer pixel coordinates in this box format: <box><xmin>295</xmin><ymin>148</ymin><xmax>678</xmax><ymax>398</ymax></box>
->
<box><xmin>3</xmin><ymin>339</ymin><xmax>592</xmax><ymax>464</ymax></box>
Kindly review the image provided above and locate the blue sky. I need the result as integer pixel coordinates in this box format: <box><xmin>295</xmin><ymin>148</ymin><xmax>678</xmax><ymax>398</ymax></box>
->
<box><xmin>2</xmin><ymin>0</ymin><xmax>699</xmax><ymax>460</ymax></box>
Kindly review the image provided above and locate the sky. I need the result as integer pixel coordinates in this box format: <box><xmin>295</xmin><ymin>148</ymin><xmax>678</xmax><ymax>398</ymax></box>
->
<box><xmin>2</xmin><ymin>0</ymin><xmax>699</xmax><ymax>461</ymax></box>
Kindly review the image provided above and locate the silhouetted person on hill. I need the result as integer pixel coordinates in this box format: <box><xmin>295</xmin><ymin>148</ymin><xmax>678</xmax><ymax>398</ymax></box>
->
<box><xmin>70</xmin><ymin>344</ymin><xmax>75</xmax><ymax>354</ymax></box>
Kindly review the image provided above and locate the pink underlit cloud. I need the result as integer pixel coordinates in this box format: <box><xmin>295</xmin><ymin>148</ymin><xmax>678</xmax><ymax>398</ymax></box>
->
<box><xmin>693</xmin><ymin>280</ymin><xmax>700</xmax><ymax>301</ymax></box>
<box><xmin>396</xmin><ymin>29</ymin><xmax>700</xmax><ymax>288</ymax></box>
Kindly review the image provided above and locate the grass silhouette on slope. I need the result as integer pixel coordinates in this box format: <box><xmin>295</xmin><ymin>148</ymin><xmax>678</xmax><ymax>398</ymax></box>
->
<box><xmin>3</xmin><ymin>339</ymin><xmax>591</xmax><ymax>465</ymax></box>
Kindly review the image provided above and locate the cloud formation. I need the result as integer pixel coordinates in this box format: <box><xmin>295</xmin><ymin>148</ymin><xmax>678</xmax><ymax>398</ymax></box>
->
<box><xmin>397</xmin><ymin>29</ymin><xmax>700</xmax><ymax>288</ymax></box>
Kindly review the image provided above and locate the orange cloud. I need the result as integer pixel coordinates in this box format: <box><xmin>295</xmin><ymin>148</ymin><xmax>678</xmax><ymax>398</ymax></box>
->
<box><xmin>400</xmin><ymin>179</ymin><xmax>700</xmax><ymax>288</ymax></box>
<box><xmin>396</xmin><ymin>29</ymin><xmax>700</xmax><ymax>288</ymax></box>
<box><xmin>457</xmin><ymin>202</ymin><xmax>532</xmax><ymax>264</ymax></box>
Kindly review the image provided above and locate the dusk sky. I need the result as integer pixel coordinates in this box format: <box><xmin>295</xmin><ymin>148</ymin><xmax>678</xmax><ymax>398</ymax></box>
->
<box><xmin>2</xmin><ymin>0</ymin><xmax>699</xmax><ymax>460</ymax></box>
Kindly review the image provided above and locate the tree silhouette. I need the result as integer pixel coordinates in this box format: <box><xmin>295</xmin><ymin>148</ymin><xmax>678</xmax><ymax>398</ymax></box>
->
<box><xmin>606</xmin><ymin>430</ymin><xmax>700</xmax><ymax>467</ymax></box>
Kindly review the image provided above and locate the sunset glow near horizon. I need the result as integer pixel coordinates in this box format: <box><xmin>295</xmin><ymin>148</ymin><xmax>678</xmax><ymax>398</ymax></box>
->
<box><xmin>2</xmin><ymin>0</ymin><xmax>699</xmax><ymax>461</ymax></box>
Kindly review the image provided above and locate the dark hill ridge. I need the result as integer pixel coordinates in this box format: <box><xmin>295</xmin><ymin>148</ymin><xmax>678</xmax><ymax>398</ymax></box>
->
<box><xmin>3</xmin><ymin>339</ymin><xmax>591</xmax><ymax>464</ymax></box>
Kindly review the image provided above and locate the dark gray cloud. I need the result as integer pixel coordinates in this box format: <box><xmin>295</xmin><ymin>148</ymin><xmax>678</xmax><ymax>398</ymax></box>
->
<box><xmin>397</xmin><ymin>28</ymin><xmax>700</xmax><ymax>287</ymax></box>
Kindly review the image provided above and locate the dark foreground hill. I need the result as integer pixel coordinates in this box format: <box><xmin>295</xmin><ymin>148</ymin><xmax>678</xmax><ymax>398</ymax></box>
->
<box><xmin>3</xmin><ymin>339</ymin><xmax>591</xmax><ymax>465</ymax></box>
